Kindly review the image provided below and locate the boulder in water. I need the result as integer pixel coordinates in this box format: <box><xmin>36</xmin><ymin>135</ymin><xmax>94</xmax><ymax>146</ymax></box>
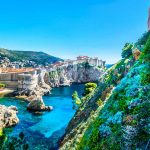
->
<box><xmin>27</xmin><ymin>96</ymin><xmax>53</xmax><ymax>111</ymax></box>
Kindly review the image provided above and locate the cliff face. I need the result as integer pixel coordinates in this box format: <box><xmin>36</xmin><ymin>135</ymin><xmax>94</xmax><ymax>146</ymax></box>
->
<box><xmin>13</xmin><ymin>71</ymin><xmax>52</xmax><ymax>111</ymax></box>
<box><xmin>14</xmin><ymin>71</ymin><xmax>51</xmax><ymax>98</ymax></box>
<box><xmin>48</xmin><ymin>63</ymin><xmax>105</xmax><ymax>87</ymax></box>
<box><xmin>59</xmin><ymin>34</ymin><xmax>150</xmax><ymax>150</ymax></box>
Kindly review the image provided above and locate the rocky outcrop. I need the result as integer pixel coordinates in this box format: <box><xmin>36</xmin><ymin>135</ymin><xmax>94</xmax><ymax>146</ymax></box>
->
<box><xmin>49</xmin><ymin>63</ymin><xmax>105</xmax><ymax>87</ymax></box>
<box><xmin>27</xmin><ymin>96</ymin><xmax>53</xmax><ymax>111</ymax></box>
<box><xmin>13</xmin><ymin>71</ymin><xmax>52</xmax><ymax>111</ymax></box>
<box><xmin>0</xmin><ymin>105</ymin><xmax>19</xmax><ymax>128</ymax></box>
<box><xmin>38</xmin><ymin>71</ymin><xmax>51</xmax><ymax>94</ymax></box>
<box><xmin>14</xmin><ymin>70</ymin><xmax>51</xmax><ymax>97</ymax></box>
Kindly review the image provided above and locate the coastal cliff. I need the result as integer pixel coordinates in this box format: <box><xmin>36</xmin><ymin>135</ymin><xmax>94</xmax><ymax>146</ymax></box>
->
<box><xmin>59</xmin><ymin>33</ymin><xmax>150</xmax><ymax>149</ymax></box>
<box><xmin>14</xmin><ymin>71</ymin><xmax>52</xmax><ymax>111</ymax></box>
<box><xmin>48</xmin><ymin>62</ymin><xmax>105</xmax><ymax>87</ymax></box>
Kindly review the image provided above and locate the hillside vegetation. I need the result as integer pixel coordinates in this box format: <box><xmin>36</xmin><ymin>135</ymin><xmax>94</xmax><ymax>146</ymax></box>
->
<box><xmin>60</xmin><ymin>32</ymin><xmax>150</xmax><ymax>150</ymax></box>
<box><xmin>0</xmin><ymin>48</ymin><xmax>63</xmax><ymax>65</ymax></box>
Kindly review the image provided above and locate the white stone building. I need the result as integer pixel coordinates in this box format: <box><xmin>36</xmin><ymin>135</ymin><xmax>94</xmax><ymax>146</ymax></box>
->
<box><xmin>18</xmin><ymin>73</ymin><xmax>38</xmax><ymax>90</ymax></box>
<box><xmin>76</xmin><ymin>56</ymin><xmax>105</xmax><ymax>67</ymax></box>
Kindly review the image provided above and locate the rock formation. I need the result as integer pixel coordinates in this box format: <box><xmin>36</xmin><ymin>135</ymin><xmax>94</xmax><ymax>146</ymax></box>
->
<box><xmin>27</xmin><ymin>96</ymin><xmax>53</xmax><ymax>111</ymax></box>
<box><xmin>14</xmin><ymin>71</ymin><xmax>52</xmax><ymax>111</ymax></box>
<box><xmin>49</xmin><ymin>63</ymin><xmax>105</xmax><ymax>87</ymax></box>
<box><xmin>0</xmin><ymin>105</ymin><xmax>19</xmax><ymax>128</ymax></box>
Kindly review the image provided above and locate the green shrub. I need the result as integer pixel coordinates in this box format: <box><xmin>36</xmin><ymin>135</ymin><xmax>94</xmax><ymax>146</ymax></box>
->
<box><xmin>131</xmin><ymin>120</ymin><xmax>138</xmax><ymax>126</ymax></box>
<box><xmin>140</xmin><ymin>35</ymin><xmax>150</xmax><ymax>63</ymax></box>
<box><xmin>118</xmin><ymin>99</ymin><xmax>128</xmax><ymax>111</ymax></box>
<box><xmin>121</xmin><ymin>43</ymin><xmax>133</xmax><ymax>59</ymax></box>
<box><xmin>85</xmin><ymin>83</ymin><xmax>97</xmax><ymax>89</ymax></box>
<box><xmin>87</xmin><ymin>128</ymin><xmax>99</xmax><ymax>149</ymax></box>
<box><xmin>0</xmin><ymin>84</ymin><xmax>5</xmax><ymax>88</ymax></box>
<box><xmin>72</xmin><ymin>91</ymin><xmax>82</xmax><ymax>108</ymax></box>
<box><xmin>96</xmin><ymin>99</ymin><xmax>103</xmax><ymax>106</ymax></box>
<box><xmin>136</xmin><ymin>31</ymin><xmax>150</xmax><ymax>46</ymax></box>
<box><xmin>72</xmin><ymin>91</ymin><xmax>79</xmax><ymax>100</ymax></box>
<box><xmin>140</xmin><ymin>36</ymin><xmax>150</xmax><ymax>85</ymax></box>
<box><xmin>1</xmin><ymin>132</ymin><xmax>29</xmax><ymax>150</ymax></box>
<box><xmin>83</xmin><ymin>83</ymin><xmax>97</xmax><ymax>96</ymax></box>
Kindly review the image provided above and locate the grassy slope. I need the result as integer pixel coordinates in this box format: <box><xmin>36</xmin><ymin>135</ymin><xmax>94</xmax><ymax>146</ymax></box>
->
<box><xmin>77</xmin><ymin>34</ymin><xmax>150</xmax><ymax>149</ymax></box>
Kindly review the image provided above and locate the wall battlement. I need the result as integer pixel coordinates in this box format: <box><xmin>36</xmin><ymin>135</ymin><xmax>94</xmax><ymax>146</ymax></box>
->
<box><xmin>0</xmin><ymin>68</ymin><xmax>40</xmax><ymax>90</ymax></box>
<box><xmin>50</xmin><ymin>56</ymin><xmax>106</xmax><ymax>69</ymax></box>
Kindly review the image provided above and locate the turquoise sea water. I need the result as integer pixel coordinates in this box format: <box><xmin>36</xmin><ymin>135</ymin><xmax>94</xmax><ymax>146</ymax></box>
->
<box><xmin>0</xmin><ymin>84</ymin><xmax>84</xmax><ymax>149</ymax></box>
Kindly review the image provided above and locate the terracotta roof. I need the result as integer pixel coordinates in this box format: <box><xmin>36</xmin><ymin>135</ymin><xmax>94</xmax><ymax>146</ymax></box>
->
<box><xmin>0</xmin><ymin>68</ymin><xmax>36</xmax><ymax>73</ymax></box>
<box><xmin>77</xmin><ymin>56</ymin><xmax>89</xmax><ymax>59</ymax></box>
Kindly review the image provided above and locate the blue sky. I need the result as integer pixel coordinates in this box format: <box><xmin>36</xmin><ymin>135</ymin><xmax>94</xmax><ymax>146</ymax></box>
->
<box><xmin>0</xmin><ymin>0</ymin><xmax>149</xmax><ymax>63</ymax></box>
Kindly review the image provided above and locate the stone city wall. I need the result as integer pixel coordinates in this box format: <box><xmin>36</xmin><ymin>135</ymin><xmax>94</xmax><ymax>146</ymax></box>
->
<box><xmin>0</xmin><ymin>69</ymin><xmax>39</xmax><ymax>90</ymax></box>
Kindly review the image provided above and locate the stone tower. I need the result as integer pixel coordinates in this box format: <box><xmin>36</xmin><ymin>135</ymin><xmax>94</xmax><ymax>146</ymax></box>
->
<box><xmin>148</xmin><ymin>7</ymin><xmax>150</xmax><ymax>31</ymax></box>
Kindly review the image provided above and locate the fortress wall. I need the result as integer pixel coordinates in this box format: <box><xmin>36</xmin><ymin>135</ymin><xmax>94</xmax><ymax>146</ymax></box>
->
<box><xmin>88</xmin><ymin>58</ymin><xmax>98</xmax><ymax>66</ymax></box>
<box><xmin>0</xmin><ymin>73</ymin><xmax>19</xmax><ymax>89</ymax></box>
<box><xmin>0</xmin><ymin>73</ymin><xmax>18</xmax><ymax>81</ymax></box>
<box><xmin>18</xmin><ymin>82</ymin><xmax>37</xmax><ymax>90</ymax></box>
<box><xmin>0</xmin><ymin>71</ymin><xmax>39</xmax><ymax>90</ymax></box>
<box><xmin>18</xmin><ymin>74</ymin><xmax>38</xmax><ymax>90</ymax></box>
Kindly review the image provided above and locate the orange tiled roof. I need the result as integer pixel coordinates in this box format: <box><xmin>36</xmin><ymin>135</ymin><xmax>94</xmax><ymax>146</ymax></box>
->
<box><xmin>77</xmin><ymin>56</ymin><xmax>89</xmax><ymax>59</ymax></box>
<box><xmin>0</xmin><ymin>68</ymin><xmax>36</xmax><ymax>73</ymax></box>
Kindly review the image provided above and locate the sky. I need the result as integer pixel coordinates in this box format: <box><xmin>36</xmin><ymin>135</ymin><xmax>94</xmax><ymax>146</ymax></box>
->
<box><xmin>0</xmin><ymin>0</ymin><xmax>149</xmax><ymax>63</ymax></box>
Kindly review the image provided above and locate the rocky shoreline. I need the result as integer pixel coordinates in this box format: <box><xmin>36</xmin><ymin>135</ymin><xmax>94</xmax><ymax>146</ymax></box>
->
<box><xmin>7</xmin><ymin>63</ymin><xmax>105</xmax><ymax>112</ymax></box>
<box><xmin>8</xmin><ymin>71</ymin><xmax>54</xmax><ymax>112</ymax></box>
<box><xmin>13</xmin><ymin>85</ymin><xmax>53</xmax><ymax>112</ymax></box>
<box><xmin>0</xmin><ymin>105</ymin><xmax>19</xmax><ymax>129</ymax></box>
<box><xmin>48</xmin><ymin>63</ymin><xmax>105</xmax><ymax>87</ymax></box>
<box><xmin>0</xmin><ymin>63</ymin><xmax>105</xmax><ymax>137</ymax></box>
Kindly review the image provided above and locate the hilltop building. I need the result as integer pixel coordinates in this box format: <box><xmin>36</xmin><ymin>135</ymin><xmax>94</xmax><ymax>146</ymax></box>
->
<box><xmin>50</xmin><ymin>56</ymin><xmax>105</xmax><ymax>69</ymax></box>
<box><xmin>77</xmin><ymin>56</ymin><xmax>105</xmax><ymax>67</ymax></box>
<box><xmin>77</xmin><ymin>56</ymin><xmax>89</xmax><ymax>60</ymax></box>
